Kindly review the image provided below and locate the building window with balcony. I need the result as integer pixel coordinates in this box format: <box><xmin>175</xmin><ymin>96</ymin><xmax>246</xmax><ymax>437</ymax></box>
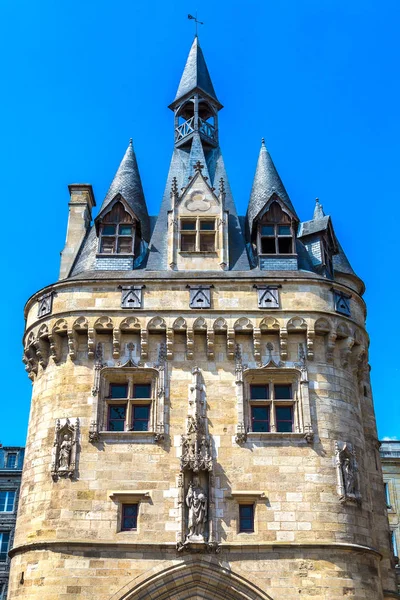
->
<box><xmin>180</xmin><ymin>218</ymin><xmax>216</xmax><ymax>253</ymax></box>
<box><xmin>0</xmin><ymin>491</ymin><xmax>15</xmax><ymax>513</ymax></box>
<box><xmin>0</xmin><ymin>532</ymin><xmax>10</xmax><ymax>562</ymax></box>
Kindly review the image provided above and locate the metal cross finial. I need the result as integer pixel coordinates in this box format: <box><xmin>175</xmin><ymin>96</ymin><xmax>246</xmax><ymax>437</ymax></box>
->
<box><xmin>194</xmin><ymin>160</ymin><xmax>204</xmax><ymax>173</ymax></box>
<box><xmin>188</xmin><ymin>13</ymin><xmax>203</xmax><ymax>36</ymax></box>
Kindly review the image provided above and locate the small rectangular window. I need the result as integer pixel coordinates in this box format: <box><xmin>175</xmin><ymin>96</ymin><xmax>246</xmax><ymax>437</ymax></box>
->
<box><xmin>251</xmin><ymin>405</ymin><xmax>270</xmax><ymax>432</ymax></box>
<box><xmin>121</xmin><ymin>504</ymin><xmax>138</xmax><ymax>531</ymax></box>
<box><xmin>181</xmin><ymin>221</ymin><xmax>196</xmax><ymax>231</ymax></box>
<box><xmin>0</xmin><ymin>532</ymin><xmax>10</xmax><ymax>562</ymax></box>
<box><xmin>100</xmin><ymin>237</ymin><xmax>115</xmax><ymax>254</ymax></box>
<box><xmin>199</xmin><ymin>220</ymin><xmax>215</xmax><ymax>231</ymax></box>
<box><xmin>102</xmin><ymin>225</ymin><xmax>116</xmax><ymax>235</ymax></box>
<box><xmin>108</xmin><ymin>405</ymin><xmax>126</xmax><ymax>431</ymax></box>
<box><xmin>110</xmin><ymin>384</ymin><xmax>128</xmax><ymax>399</ymax></box>
<box><xmin>181</xmin><ymin>234</ymin><xmax>196</xmax><ymax>252</ymax></box>
<box><xmin>274</xmin><ymin>384</ymin><xmax>292</xmax><ymax>400</ymax></box>
<box><xmin>5</xmin><ymin>454</ymin><xmax>16</xmax><ymax>469</ymax></box>
<box><xmin>0</xmin><ymin>491</ymin><xmax>16</xmax><ymax>513</ymax></box>
<box><xmin>119</xmin><ymin>225</ymin><xmax>133</xmax><ymax>235</ymax></box>
<box><xmin>117</xmin><ymin>237</ymin><xmax>133</xmax><ymax>253</ymax></box>
<box><xmin>275</xmin><ymin>406</ymin><xmax>293</xmax><ymax>432</ymax></box>
<box><xmin>261</xmin><ymin>238</ymin><xmax>276</xmax><ymax>254</ymax></box>
<box><xmin>250</xmin><ymin>385</ymin><xmax>269</xmax><ymax>400</ymax></box>
<box><xmin>131</xmin><ymin>405</ymin><xmax>150</xmax><ymax>432</ymax></box>
<box><xmin>133</xmin><ymin>384</ymin><xmax>151</xmax><ymax>399</ymax></box>
<box><xmin>239</xmin><ymin>504</ymin><xmax>254</xmax><ymax>532</ymax></box>
<box><xmin>278</xmin><ymin>225</ymin><xmax>291</xmax><ymax>235</ymax></box>
<box><xmin>278</xmin><ymin>237</ymin><xmax>292</xmax><ymax>253</ymax></box>
<box><xmin>261</xmin><ymin>225</ymin><xmax>274</xmax><ymax>236</ymax></box>
<box><xmin>199</xmin><ymin>234</ymin><xmax>215</xmax><ymax>252</ymax></box>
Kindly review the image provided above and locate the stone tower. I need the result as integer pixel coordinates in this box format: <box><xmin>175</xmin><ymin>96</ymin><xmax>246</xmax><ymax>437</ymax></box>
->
<box><xmin>9</xmin><ymin>36</ymin><xmax>398</xmax><ymax>600</ymax></box>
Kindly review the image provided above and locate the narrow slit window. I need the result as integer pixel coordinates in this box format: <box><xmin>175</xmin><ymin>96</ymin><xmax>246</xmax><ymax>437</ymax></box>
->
<box><xmin>121</xmin><ymin>504</ymin><xmax>138</xmax><ymax>531</ymax></box>
<box><xmin>239</xmin><ymin>504</ymin><xmax>254</xmax><ymax>533</ymax></box>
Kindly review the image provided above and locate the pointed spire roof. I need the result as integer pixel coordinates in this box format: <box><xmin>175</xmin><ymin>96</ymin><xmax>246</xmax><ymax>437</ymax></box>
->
<box><xmin>184</xmin><ymin>133</ymin><xmax>210</xmax><ymax>182</ymax></box>
<box><xmin>99</xmin><ymin>139</ymin><xmax>150</xmax><ymax>242</ymax></box>
<box><xmin>171</xmin><ymin>36</ymin><xmax>221</xmax><ymax>107</ymax></box>
<box><xmin>247</xmin><ymin>139</ymin><xmax>298</xmax><ymax>234</ymax></box>
<box><xmin>313</xmin><ymin>198</ymin><xmax>325</xmax><ymax>220</ymax></box>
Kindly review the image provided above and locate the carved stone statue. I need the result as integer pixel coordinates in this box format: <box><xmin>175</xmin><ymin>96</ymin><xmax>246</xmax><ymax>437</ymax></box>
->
<box><xmin>186</xmin><ymin>476</ymin><xmax>207</xmax><ymax>541</ymax></box>
<box><xmin>342</xmin><ymin>457</ymin><xmax>356</xmax><ymax>495</ymax></box>
<box><xmin>335</xmin><ymin>440</ymin><xmax>361</xmax><ymax>504</ymax></box>
<box><xmin>58</xmin><ymin>435</ymin><xmax>72</xmax><ymax>470</ymax></box>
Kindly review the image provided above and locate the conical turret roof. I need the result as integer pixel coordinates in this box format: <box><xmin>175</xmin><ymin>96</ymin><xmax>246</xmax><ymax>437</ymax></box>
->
<box><xmin>172</xmin><ymin>36</ymin><xmax>221</xmax><ymax>107</ymax></box>
<box><xmin>100</xmin><ymin>139</ymin><xmax>150</xmax><ymax>242</ymax></box>
<box><xmin>247</xmin><ymin>140</ymin><xmax>298</xmax><ymax>235</ymax></box>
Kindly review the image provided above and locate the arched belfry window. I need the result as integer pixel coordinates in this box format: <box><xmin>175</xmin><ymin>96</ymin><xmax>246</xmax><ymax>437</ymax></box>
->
<box><xmin>99</xmin><ymin>201</ymin><xmax>136</xmax><ymax>255</ymax></box>
<box><xmin>257</xmin><ymin>201</ymin><xmax>295</xmax><ymax>256</ymax></box>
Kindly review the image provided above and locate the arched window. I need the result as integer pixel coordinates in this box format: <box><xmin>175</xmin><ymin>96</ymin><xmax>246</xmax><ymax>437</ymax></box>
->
<box><xmin>99</xmin><ymin>202</ymin><xmax>135</xmax><ymax>255</ymax></box>
<box><xmin>257</xmin><ymin>201</ymin><xmax>295</xmax><ymax>255</ymax></box>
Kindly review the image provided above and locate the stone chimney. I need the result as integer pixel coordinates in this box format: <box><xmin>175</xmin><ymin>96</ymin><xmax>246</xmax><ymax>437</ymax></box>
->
<box><xmin>59</xmin><ymin>184</ymin><xmax>96</xmax><ymax>280</ymax></box>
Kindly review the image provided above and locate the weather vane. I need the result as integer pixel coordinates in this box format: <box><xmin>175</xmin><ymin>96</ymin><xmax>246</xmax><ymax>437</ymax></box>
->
<box><xmin>188</xmin><ymin>13</ymin><xmax>203</xmax><ymax>36</ymax></box>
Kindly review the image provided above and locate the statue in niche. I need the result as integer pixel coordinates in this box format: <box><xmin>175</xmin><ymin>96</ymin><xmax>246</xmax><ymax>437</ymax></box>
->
<box><xmin>51</xmin><ymin>418</ymin><xmax>79</xmax><ymax>481</ymax></box>
<box><xmin>335</xmin><ymin>440</ymin><xmax>361</xmax><ymax>504</ymax></box>
<box><xmin>186</xmin><ymin>475</ymin><xmax>208</xmax><ymax>541</ymax></box>
<box><xmin>58</xmin><ymin>435</ymin><xmax>73</xmax><ymax>470</ymax></box>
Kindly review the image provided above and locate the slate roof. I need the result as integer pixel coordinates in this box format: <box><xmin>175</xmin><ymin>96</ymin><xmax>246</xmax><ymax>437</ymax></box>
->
<box><xmin>247</xmin><ymin>140</ymin><xmax>298</xmax><ymax>236</ymax></box>
<box><xmin>297</xmin><ymin>216</ymin><xmax>330</xmax><ymax>238</ymax></box>
<box><xmin>172</xmin><ymin>36</ymin><xmax>221</xmax><ymax>107</ymax></box>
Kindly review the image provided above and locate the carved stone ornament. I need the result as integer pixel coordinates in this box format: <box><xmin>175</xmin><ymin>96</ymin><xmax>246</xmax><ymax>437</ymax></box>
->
<box><xmin>51</xmin><ymin>418</ymin><xmax>79</xmax><ymax>481</ymax></box>
<box><xmin>119</xmin><ymin>285</ymin><xmax>145</xmax><ymax>309</ymax></box>
<box><xmin>254</xmin><ymin>285</ymin><xmax>280</xmax><ymax>309</ymax></box>
<box><xmin>188</xmin><ymin>285</ymin><xmax>212</xmax><ymax>309</ymax></box>
<box><xmin>333</xmin><ymin>290</ymin><xmax>351</xmax><ymax>316</ymax></box>
<box><xmin>37</xmin><ymin>291</ymin><xmax>54</xmax><ymax>317</ymax></box>
<box><xmin>335</xmin><ymin>441</ymin><xmax>361</xmax><ymax>505</ymax></box>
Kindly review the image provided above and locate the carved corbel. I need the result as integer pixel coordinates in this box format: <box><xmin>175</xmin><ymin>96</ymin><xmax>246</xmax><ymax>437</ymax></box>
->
<box><xmin>279</xmin><ymin>328</ymin><xmax>288</xmax><ymax>360</ymax></box>
<box><xmin>326</xmin><ymin>332</ymin><xmax>337</xmax><ymax>363</ymax></box>
<box><xmin>140</xmin><ymin>330</ymin><xmax>148</xmax><ymax>360</ymax></box>
<box><xmin>253</xmin><ymin>328</ymin><xmax>261</xmax><ymax>363</ymax></box>
<box><xmin>33</xmin><ymin>337</ymin><xmax>48</xmax><ymax>369</ymax></box>
<box><xmin>227</xmin><ymin>328</ymin><xmax>235</xmax><ymax>360</ymax></box>
<box><xmin>306</xmin><ymin>329</ymin><xmax>315</xmax><ymax>361</ymax></box>
<box><xmin>22</xmin><ymin>351</ymin><xmax>36</xmax><ymax>381</ymax></box>
<box><xmin>88</xmin><ymin>420</ymin><xmax>99</xmax><ymax>443</ymax></box>
<box><xmin>207</xmin><ymin>330</ymin><xmax>214</xmax><ymax>360</ymax></box>
<box><xmin>186</xmin><ymin>328</ymin><xmax>194</xmax><ymax>360</ymax></box>
<box><xmin>340</xmin><ymin>337</ymin><xmax>354</xmax><ymax>368</ymax></box>
<box><xmin>87</xmin><ymin>328</ymin><xmax>95</xmax><ymax>359</ymax></box>
<box><xmin>112</xmin><ymin>329</ymin><xmax>121</xmax><ymax>359</ymax></box>
<box><xmin>166</xmin><ymin>328</ymin><xmax>174</xmax><ymax>360</ymax></box>
<box><xmin>48</xmin><ymin>331</ymin><xmax>61</xmax><ymax>363</ymax></box>
<box><xmin>67</xmin><ymin>328</ymin><xmax>78</xmax><ymax>360</ymax></box>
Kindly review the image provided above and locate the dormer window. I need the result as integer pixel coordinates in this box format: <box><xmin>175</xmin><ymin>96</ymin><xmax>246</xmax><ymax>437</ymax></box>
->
<box><xmin>180</xmin><ymin>218</ymin><xmax>216</xmax><ymax>253</ymax></box>
<box><xmin>256</xmin><ymin>202</ymin><xmax>295</xmax><ymax>257</ymax></box>
<box><xmin>99</xmin><ymin>202</ymin><xmax>135</xmax><ymax>255</ymax></box>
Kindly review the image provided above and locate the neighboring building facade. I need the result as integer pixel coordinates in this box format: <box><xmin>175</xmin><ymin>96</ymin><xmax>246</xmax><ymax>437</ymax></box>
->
<box><xmin>0</xmin><ymin>446</ymin><xmax>24</xmax><ymax>600</ymax></box>
<box><xmin>381</xmin><ymin>440</ymin><xmax>400</xmax><ymax>592</ymax></box>
<box><xmin>8</xmin><ymin>36</ymin><xmax>399</xmax><ymax>599</ymax></box>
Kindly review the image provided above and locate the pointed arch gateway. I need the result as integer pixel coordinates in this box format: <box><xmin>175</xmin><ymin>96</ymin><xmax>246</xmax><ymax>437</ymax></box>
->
<box><xmin>110</xmin><ymin>560</ymin><xmax>273</xmax><ymax>600</ymax></box>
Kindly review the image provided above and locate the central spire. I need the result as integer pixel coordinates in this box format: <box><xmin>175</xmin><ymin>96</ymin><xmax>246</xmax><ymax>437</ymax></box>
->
<box><xmin>171</xmin><ymin>36</ymin><xmax>222</xmax><ymax>107</ymax></box>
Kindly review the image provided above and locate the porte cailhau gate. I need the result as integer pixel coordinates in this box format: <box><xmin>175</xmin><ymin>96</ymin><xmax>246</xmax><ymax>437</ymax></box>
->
<box><xmin>9</xmin><ymin>36</ymin><xmax>398</xmax><ymax>600</ymax></box>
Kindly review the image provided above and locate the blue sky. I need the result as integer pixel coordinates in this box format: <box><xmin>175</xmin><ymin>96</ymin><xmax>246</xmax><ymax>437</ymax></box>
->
<box><xmin>1</xmin><ymin>0</ymin><xmax>399</xmax><ymax>445</ymax></box>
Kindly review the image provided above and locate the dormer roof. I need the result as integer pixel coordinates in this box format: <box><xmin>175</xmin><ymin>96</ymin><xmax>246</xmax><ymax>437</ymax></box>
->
<box><xmin>100</xmin><ymin>139</ymin><xmax>150</xmax><ymax>242</ymax></box>
<box><xmin>170</xmin><ymin>36</ymin><xmax>222</xmax><ymax>109</ymax></box>
<box><xmin>247</xmin><ymin>140</ymin><xmax>298</xmax><ymax>235</ymax></box>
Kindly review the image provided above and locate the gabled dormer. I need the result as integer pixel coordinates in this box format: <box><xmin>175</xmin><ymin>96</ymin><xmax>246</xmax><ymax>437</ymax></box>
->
<box><xmin>95</xmin><ymin>194</ymin><xmax>140</xmax><ymax>258</ymax></box>
<box><xmin>247</xmin><ymin>140</ymin><xmax>299</xmax><ymax>271</ymax></box>
<box><xmin>167</xmin><ymin>161</ymin><xmax>229</xmax><ymax>271</ymax></box>
<box><xmin>297</xmin><ymin>199</ymin><xmax>339</xmax><ymax>279</ymax></box>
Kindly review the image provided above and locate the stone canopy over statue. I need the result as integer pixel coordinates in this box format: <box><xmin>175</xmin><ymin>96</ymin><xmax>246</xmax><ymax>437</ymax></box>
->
<box><xmin>186</xmin><ymin>476</ymin><xmax>208</xmax><ymax>542</ymax></box>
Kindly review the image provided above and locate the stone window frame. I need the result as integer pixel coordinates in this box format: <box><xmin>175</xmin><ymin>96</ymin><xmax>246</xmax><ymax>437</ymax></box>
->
<box><xmin>90</xmin><ymin>363</ymin><xmax>165</xmax><ymax>443</ymax></box>
<box><xmin>229</xmin><ymin>491</ymin><xmax>266</xmax><ymax>536</ymax></box>
<box><xmin>109</xmin><ymin>490</ymin><xmax>150</xmax><ymax>534</ymax></box>
<box><xmin>179</xmin><ymin>217</ymin><xmax>218</xmax><ymax>253</ymax></box>
<box><xmin>235</xmin><ymin>365</ymin><xmax>313</xmax><ymax>443</ymax></box>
